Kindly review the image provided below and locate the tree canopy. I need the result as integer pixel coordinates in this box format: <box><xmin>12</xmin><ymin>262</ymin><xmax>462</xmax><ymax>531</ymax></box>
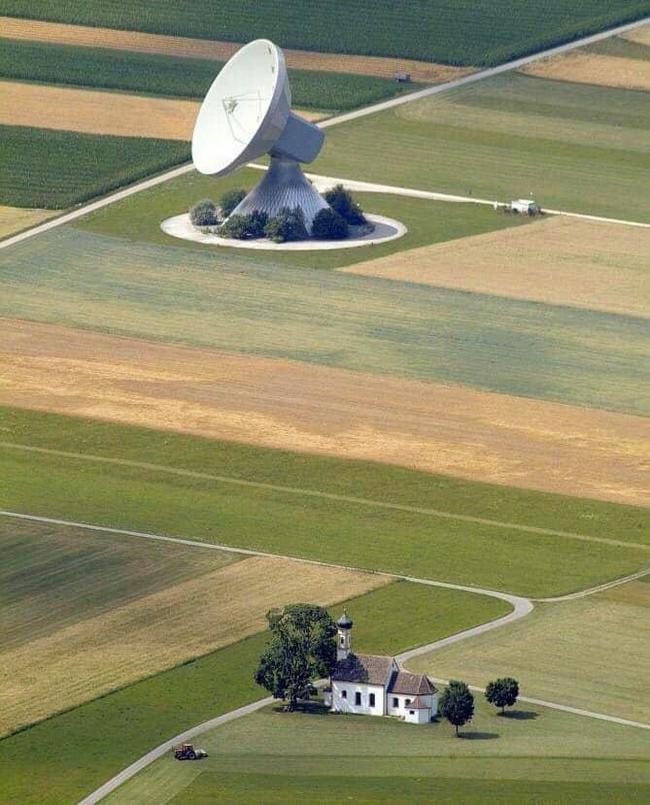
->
<box><xmin>312</xmin><ymin>207</ymin><xmax>349</xmax><ymax>240</ymax></box>
<box><xmin>220</xmin><ymin>187</ymin><xmax>246</xmax><ymax>218</ymax></box>
<box><xmin>485</xmin><ymin>677</ymin><xmax>519</xmax><ymax>714</ymax></box>
<box><xmin>323</xmin><ymin>184</ymin><xmax>366</xmax><ymax>225</ymax></box>
<box><xmin>189</xmin><ymin>198</ymin><xmax>218</xmax><ymax>227</ymax></box>
<box><xmin>255</xmin><ymin>603</ymin><xmax>337</xmax><ymax>710</ymax></box>
<box><xmin>439</xmin><ymin>679</ymin><xmax>475</xmax><ymax>736</ymax></box>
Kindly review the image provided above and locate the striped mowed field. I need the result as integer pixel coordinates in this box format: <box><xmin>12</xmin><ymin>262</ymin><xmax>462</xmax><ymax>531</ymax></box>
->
<box><xmin>0</xmin><ymin>517</ymin><xmax>389</xmax><ymax>736</ymax></box>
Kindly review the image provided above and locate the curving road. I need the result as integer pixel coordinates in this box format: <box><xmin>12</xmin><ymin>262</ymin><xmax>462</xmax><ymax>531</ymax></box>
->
<box><xmin>1</xmin><ymin>509</ymin><xmax>647</xmax><ymax>803</ymax></box>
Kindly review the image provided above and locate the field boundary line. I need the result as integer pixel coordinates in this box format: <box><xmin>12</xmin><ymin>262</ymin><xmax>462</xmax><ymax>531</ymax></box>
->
<box><xmin>2</xmin><ymin>14</ymin><xmax>648</xmax><ymax>253</ymax></box>
<box><xmin>2</xmin><ymin>442</ymin><xmax>645</xmax><ymax>550</ymax></box>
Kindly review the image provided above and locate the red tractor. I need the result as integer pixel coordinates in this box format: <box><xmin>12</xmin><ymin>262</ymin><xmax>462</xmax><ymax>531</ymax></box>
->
<box><xmin>173</xmin><ymin>743</ymin><xmax>208</xmax><ymax>761</ymax></box>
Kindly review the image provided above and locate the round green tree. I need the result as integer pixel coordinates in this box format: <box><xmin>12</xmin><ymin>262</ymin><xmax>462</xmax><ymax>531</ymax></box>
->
<box><xmin>323</xmin><ymin>184</ymin><xmax>366</xmax><ymax>225</ymax></box>
<box><xmin>255</xmin><ymin>604</ymin><xmax>337</xmax><ymax>711</ymax></box>
<box><xmin>189</xmin><ymin>198</ymin><xmax>218</xmax><ymax>227</ymax></box>
<box><xmin>312</xmin><ymin>207</ymin><xmax>349</xmax><ymax>240</ymax></box>
<box><xmin>485</xmin><ymin>677</ymin><xmax>519</xmax><ymax>714</ymax></box>
<box><xmin>220</xmin><ymin>188</ymin><xmax>246</xmax><ymax>217</ymax></box>
<box><xmin>439</xmin><ymin>680</ymin><xmax>475</xmax><ymax>736</ymax></box>
<box><xmin>264</xmin><ymin>207</ymin><xmax>308</xmax><ymax>243</ymax></box>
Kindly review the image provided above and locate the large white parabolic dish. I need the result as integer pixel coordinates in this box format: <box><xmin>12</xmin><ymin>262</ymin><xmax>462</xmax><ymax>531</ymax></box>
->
<box><xmin>192</xmin><ymin>39</ymin><xmax>328</xmax><ymax>227</ymax></box>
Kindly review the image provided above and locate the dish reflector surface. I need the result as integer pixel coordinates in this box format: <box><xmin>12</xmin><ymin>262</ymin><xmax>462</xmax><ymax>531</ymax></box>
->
<box><xmin>192</xmin><ymin>39</ymin><xmax>290</xmax><ymax>176</ymax></box>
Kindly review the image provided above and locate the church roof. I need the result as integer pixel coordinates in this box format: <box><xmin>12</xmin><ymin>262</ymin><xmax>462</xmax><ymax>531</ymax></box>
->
<box><xmin>336</xmin><ymin>611</ymin><xmax>353</xmax><ymax>629</ymax></box>
<box><xmin>388</xmin><ymin>670</ymin><xmax>437</xmax><ymax>696</ymax></box>
<box><xmin>408</xmin><ymin>695</ymin><xmax>432</xmax><ymax>709</ymax></box>
<box><xmin>332</xmin><ymin>653</ymin><xmax>394</xmax><ymax>686</ymax></box>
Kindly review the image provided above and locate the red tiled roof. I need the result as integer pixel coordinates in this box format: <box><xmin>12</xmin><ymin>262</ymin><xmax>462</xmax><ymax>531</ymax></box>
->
<box><xmin>388</xmin><ymin>670</ymin><xmax>437</xmax><ymax>696</ymax></box>
<box><xmin>332</xmin><ymin>653</ymin><xmax>394</xmax><ymax>685</ymax></box>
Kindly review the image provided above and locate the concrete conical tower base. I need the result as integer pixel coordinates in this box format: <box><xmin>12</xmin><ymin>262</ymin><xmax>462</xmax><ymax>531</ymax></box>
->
<box><xmin>230</xmin><ymin>156</ymin><xmax>329</xmax><ymax>230</ymax></box>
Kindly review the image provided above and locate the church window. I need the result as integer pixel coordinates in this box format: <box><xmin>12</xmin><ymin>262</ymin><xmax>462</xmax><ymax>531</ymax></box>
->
<box><xmin>409</xmin><ymin>710</ymin><xmax>415</xmax><ymax>716</ymax></box>
<box><xmin>405</xmin><ymin>699</ymin><xmax>411</xmax><ymax>706</ymax></box>
<box><xmin>341</xmin><ymin>689</ymin><xmax>347</xmax><ymax>699</ymax></box>
<box><xmin>392</xmin><ymin>697</ymin><xmax>399</xmax><ymax>708</ymax></box>
<box><xmin>369</xmin><ymin>693</ymin><xmax>376</xmax><ymax>707</ymax></box>
<box><xmin>355</xmin><ymin>691</ymin><xmax>362</xmax><ymax>706</ymax></box>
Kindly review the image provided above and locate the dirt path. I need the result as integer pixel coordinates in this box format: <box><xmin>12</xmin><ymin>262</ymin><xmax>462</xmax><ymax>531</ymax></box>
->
<box><xmin>0</xmin><ymin>16</ymin><xmax>468</xmax><ymax>84</ymax></box>
<box><xmin>1</xmin><ymin>320</ymin><xmax>648</xmax><ymax>507</ymax></box>
<box><xmin>0</xmin><ymin>80</ymin><xmax>322</xmax><ymax>140</ymax></box>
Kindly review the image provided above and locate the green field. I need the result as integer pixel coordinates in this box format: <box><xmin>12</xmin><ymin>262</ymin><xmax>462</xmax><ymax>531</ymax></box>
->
<box><xmin>410</xmin><ymin>579</ymin><xmax>650</xmax><ymax>723</ymax></box>
<box><xmin>0</xmin><ymin>125</ymin><xmax>188</xmax><ymax>208</ymax></box>
<box><xmin>0</xmin><ymin>218</ymin><xmax>646</xmax><ymax>414</ymax></box>
<box><xmin>312</xmin><ymin>73</ymin><xmax>650</xmax><ymax>222</ymax></box>
<box><xmin>73</xmin><ymin>167</ymin><xmax>529</xmax><ymax>268</ymax></box>
<box><xmin>0</xmin><ymin>39</ymin><xmax>415</xmax><ymax>112</ymax></box>
<box><xmin>2</xmin><ymin>408</ymin><xmax>648</xmax><ymax>597</ymax></box>
<box><xmin>586</xmin><ymin>33</ymin><xmax>650</xmax><ymax>58</ymax></box>
<box><xmin>0</xmin><ymin>574</ymin><xmax>504</xmax><ymax>804</ymax></box>
<box><xmin>1</xmin><ymin>0</ymin><xmax>647</xmax><ymax>65</ymax></box>
<box><xmin>108</xmin><ymin>699</ymin><xmax>650</xmax><ymax>804</ymax></box>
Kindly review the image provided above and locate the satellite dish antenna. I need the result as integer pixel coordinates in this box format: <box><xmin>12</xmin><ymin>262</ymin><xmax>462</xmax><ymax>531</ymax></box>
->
<box><xmin>192</xmin><ymin>39</ymin><xmax>329</xmax><ymax>228</ymax></box>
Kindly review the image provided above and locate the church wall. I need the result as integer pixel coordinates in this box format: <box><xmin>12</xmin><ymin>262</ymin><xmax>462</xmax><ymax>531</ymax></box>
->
<box><xmin>331</xmin><ymin>681</ymin><xmax>385</xmax><ymax>716</ymax></box>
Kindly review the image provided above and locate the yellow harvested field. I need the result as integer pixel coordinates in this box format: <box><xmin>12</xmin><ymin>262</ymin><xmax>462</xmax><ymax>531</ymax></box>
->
<box><xmin>0</xmin><ymin>81</ymin><xmax>321</xmax><ymax>140</ymax></box>
<box><xmin>622</xmin><ymin>23</ymin><xmax>650</xmax><ymax>46</ymax></box>
<box><xmin>1</xmin><ymin>319</ymin><xmax>648</xmax><ymax>507</ymax></box>
<box><xmin>343</xmin><ymin>217</ymin><xmax>650</xmax><ymax>319</ymax></box>
<box><xmin>0</xmin><ymin>553</ymin><xmax>387</xmax><ymax>735</ymax></box>
<box><xmin>0</xmin><ymin>205</ymin><xmax>56</xmax><ymax>240</ymax></box>
<box><xmin>0</xmin><ymin>16</ymin><xmax>470</xmax><ymax>83</ymax></box>
<box><xmin>521</xmin><ymin>51</ymin><xmax>650</xmax><ymax>92</ymax></box>
<box><xmin>409</xmin><ymin>580</ymin><xmax>650</xmax><ymax>723</ymax></box>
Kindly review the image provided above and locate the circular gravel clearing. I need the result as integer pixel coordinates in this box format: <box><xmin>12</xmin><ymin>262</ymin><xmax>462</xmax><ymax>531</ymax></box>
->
<box><xmin>161</xmin><ymin>212</ymin><xmax>406</xmax><ymax>250</ymax></box>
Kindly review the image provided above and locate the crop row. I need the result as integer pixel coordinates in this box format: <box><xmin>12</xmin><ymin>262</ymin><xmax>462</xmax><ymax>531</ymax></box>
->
<box><xmin>0</xmin><ymin>125</ymin><xmax>189</xmax><ymax>208</ymax></box>
<box><xmin>1</xmin><ymin>0</ymin><xmax>648</xmax><ymax>65</ymax></box>
<box><xmin>0</xmin><ymin>39</ymin><xmax>412</xmax><ymax>112</ymax></box>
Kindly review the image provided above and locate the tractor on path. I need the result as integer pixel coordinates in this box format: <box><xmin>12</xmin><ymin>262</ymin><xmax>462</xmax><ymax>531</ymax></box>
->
<box><xmin>173</xmin><ymin>743</ymin><xmax>208</xmax><ymax>760</ymax></box>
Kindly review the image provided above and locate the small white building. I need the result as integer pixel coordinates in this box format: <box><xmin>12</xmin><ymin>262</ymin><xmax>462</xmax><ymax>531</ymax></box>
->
<box><xmin>325</xmin><ymin>611</ymin><xmax>438</xmax><ymax>725</ymax></box>
<box><xmin>510</xmin><ymin>198</ymin><xmax>540</xmax><ymax>215</ymax></box>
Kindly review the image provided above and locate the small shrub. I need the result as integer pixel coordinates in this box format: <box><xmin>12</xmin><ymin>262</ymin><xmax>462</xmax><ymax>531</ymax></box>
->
<box><xmin>311</xmin><ymin>207</ymin><xmax>349</xmax><ymax>240</ymax></box>
<box><xmin>323</xmin><ymin>184</ymin><xmax>366</xmax><ymax>225</ymax></box>
<box><xmin>264</xmin><ymin>207</ymin><xmax>308</xmax><ymax>243</ymax></box>
<box><xmin>220</xmin><ymin>188</ymin><xmax>246</xmax><ymax>218</ymax></box>
<box><xmin>219</xmin><ymin>209</ymin><xmax>268</xmax><ymax>239</ymax></box>
<box><xmin>189</xmin><ymin>199</ymin><xmax>218</xmax><ymax>227</ymax></box>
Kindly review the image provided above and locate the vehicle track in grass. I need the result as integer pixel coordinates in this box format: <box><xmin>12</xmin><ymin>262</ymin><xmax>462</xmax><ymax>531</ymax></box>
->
<box><xmin>1</xmin><ymin>445</ymin><xmax>646</xmax><ymax>551</ymax></box>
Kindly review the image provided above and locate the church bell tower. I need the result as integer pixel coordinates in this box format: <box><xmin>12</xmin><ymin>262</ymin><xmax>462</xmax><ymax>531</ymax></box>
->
<box><xmin>336</xmin><ymin>611</ymin><xmax>353</xmax><ymax>660</ymax></box>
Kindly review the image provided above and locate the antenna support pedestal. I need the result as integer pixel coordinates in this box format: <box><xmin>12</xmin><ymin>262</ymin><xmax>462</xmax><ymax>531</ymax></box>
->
<box><xmin>230</xmin><ymin>156</ymin><xmax>329</xmax><ymax>229</ymax></box>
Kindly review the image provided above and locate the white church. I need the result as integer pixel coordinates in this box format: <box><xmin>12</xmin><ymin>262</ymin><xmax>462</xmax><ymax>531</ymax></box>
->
<box><xmin>324</xmin><ymin>611</ymin><xmax>438</xmax><ymax>725</ymax></box>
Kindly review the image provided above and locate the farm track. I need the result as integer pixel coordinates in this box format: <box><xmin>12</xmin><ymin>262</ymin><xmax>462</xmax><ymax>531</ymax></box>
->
<box><xmin>2</xmin><ymin>447</ymin><xmax>646</xmax><ymax>551</ymax></box>
<box><xmin>29</xmin><ymin>505</ymin><xmax>642</xmax><ymax>803</ymax></box>
<box><xmin>2</xmin><ymin>14</ymin><xmax>649</xmax><ymax>251</ymax></box>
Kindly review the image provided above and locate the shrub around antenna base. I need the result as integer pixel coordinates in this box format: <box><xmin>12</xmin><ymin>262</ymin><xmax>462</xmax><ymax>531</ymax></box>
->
<box><xmin>323</xmin><ymin>184</ymin><xmax>366</xmax><ymax>225</ymax></box>
<box><xmin>189</xmin><ymin>199</ymin><xmax>218</xmax><ymax>227</ymax></box>
<box><xmin>312</xmin><ymin>207</ymin><xmax>349</xmax><ymax>240</ymax></box>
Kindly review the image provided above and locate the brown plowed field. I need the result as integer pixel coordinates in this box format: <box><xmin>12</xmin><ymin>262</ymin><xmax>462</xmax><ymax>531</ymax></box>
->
<box><xmin>342</xmin><ymin>216</ymin><xmax>650</xmax><ymax>319</ymax></box>
<box><xmin>0</xmin><ymin>549</ymin><xmax>386</xmax><ymax>734</ymax></box>
<box><xmin>521</xmin><ymin>51</ymin><xmax>650</xmax><ymax>92</ymax></box>
<box><xmin>0</xmin><ymin>81</ymin><xmax>321</xmax><ymax>139</ymax></box>
<box><xmin>0</xmin><ymin>16</ymin><xmax>470</xmax><ymax>83</ymax></box>
<box><xmin>1</xmin><ymin>319</ymin><xmax>647</xmax><ymax>507</ymax></box>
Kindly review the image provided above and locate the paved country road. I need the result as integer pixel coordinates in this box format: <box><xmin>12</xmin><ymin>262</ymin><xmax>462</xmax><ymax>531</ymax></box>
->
<box><xmin>1</xmin><ymin>509</ymin><xmax>647</xmax><ymax>804</ymax></box>
<box><xmin>1</xmin><ymin>14</ymin><xmax>648</xmax><ymax>253</ymax></box>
